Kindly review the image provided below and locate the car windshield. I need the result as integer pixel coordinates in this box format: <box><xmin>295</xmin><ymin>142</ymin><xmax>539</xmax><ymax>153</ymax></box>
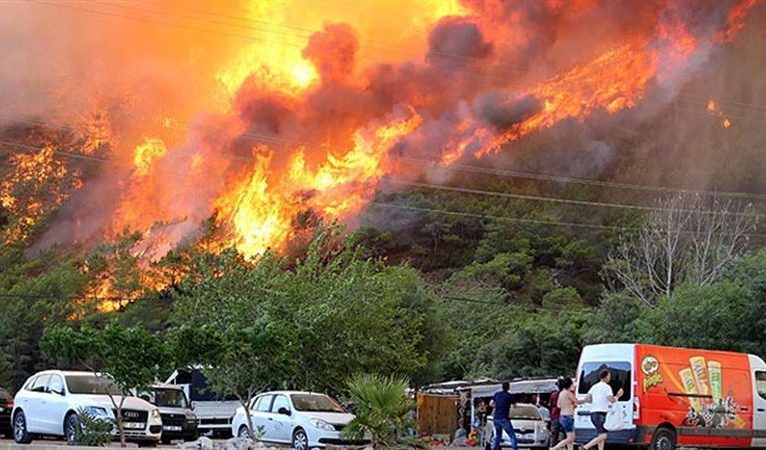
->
<box><xmin>66</xmin><ymin>375</ymin><xmax>122</xmax><ymax>396</ymax></box>
<box><xmin>291</xmin><ymin>394</ymin><xmax>345</xmax><ymax>413</ymax></box>
<box><xmin>153</xmin><ymin>388</ymin><xmax>189</xmax><ymax>408</ymax></box>
<box><xmin>510</xmin><ymin>405</ymin><xmax>541</xmax><ymax>420</ymax></box>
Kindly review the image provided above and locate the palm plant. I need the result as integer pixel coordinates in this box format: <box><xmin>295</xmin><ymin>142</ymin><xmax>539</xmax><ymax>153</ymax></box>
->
<box><xmin>342</xmin><ymin>373</ymin><xmax>414</xmax><ymax>449</ymax></box>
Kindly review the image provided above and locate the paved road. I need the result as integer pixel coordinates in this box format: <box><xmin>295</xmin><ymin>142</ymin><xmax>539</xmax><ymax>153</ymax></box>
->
<box><xmin>0</xmin><ymin>436</ymin><xmax>185</xmax><ymax>448</ymax></box>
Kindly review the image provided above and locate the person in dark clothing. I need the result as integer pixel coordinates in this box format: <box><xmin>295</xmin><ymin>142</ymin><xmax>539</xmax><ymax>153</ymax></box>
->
<box><xmin>549</xmin><ymin>378</ymin><xmax>565</xmax><ymax>447</ymax></box>
<box><xmin>492</xmin><ymin>382</ymin><xmax>519</xmax><ymax>450</ymax></box>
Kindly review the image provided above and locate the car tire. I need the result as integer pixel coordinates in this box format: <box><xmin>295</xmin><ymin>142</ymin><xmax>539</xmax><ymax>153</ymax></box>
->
<box><xmin>238</xmin><ymin>425</ymin><xmax>251</xmax><ymax>439</ymax></box>
<box><xmin>65</xmin><ymin>412</ymin><xmax>79</xmax><ymax>444</ymax></box>
<box><xmin>292</xmin><ymin>427</ymin><xmax>309</xmax><ymax>450</ymax></box>
<box><xmin>161</xmin><ymin>437</ymin><xmax>172</xmax><ymax>445</ymax></box>
<box><xmin>13</xmin><ymin>410</ymin><xmax>32</xmax><ymax>444</ymax></box>
<box><xmin>650</xmin><ymin>427</ymin><xmax>676</xmax><ymax>450</ymax></box>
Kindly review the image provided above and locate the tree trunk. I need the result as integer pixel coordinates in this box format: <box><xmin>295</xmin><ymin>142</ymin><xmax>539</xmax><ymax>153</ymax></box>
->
<box><xmin>117</xmin><ymin>406</ymin><xmax>126</xmax><ymax>447</ymax></box>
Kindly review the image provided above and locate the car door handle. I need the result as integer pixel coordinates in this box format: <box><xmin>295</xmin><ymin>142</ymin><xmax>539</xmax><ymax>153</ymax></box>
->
<box><xmin>741</xmin><ymin>407</ymin><xmax>750</xmax><ymax>412</ymax></box>
<box><xmin>757</xmin><ymin>408</ymin><xmax>765</xmax><ymax>412</ymax></box>
<box><xmin>268</xmin><ymin>417</ymin><xmax>274</xmax><ymax>421</ymax></box>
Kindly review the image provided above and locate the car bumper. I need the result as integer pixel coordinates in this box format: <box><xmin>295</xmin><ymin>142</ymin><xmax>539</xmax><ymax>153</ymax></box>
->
<box><xmin>0</xmin><ymin>412</ymin><xmax>10</xmax><ymax>432</ymax></box>
<box><xmin>309</xmin><ymin>430</ymin><xmax>369</xmax><ymax>447</ymax></box>
<box><xmin>112</xmin><ymin>423</ymin><xmax>162</xmax><ymax>442</ymax></box>
<box><xmin>159</xmin><ymin>417</ymin><xmax>198</xmax><ymax>439</ymax></box>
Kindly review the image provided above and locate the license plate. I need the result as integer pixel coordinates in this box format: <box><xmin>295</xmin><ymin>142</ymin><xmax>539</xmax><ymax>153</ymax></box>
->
<box><xmin>124</xmin><ymin>422</ymin><xmax>145</xmax><ymax>429</ymax></box>
<box><xmin>163</xmin><ymin>425</ymin><xmax>182</xmax><ymax>431</ymax></box>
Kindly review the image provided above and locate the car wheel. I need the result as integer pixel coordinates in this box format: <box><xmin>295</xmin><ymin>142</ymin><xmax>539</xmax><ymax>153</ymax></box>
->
<box><xmin>161</xmin><ymin>437</ymin><xmax>172</xmax><ymax>445</ymax></box>
<box><xmin>238</xmin><ymin>425</ymin><xmax>251</xmax><ymax>439</ymax></box>
<box><xmin>292</xmin><ymin>428</ymin><xmax>309</xmax><ymax>450</ymax></box>
<box><xmin>65</xmin><ymin>412</ymin><xmax>79</xmax><ymax>443</ymax></box>
<box><xmin>13</xmin><ymin>411</ymin><xmax>32</xmax><ymax>444</ymax></box>
<box><xmin>650</xmin><ymin>427</ymin><xmax>676</xmax><ymax>450</ymax></box>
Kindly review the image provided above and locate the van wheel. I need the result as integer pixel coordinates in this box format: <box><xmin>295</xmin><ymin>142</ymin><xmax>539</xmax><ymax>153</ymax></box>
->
<box><xmin>650</xmin><ymin>427</ymin><xmax>676</xmax><ymax>450</ymax></box>
<box><xmin>13</xmin><ymin>410</ymin><xmax>32</xmax><ymax>444</ymax></box>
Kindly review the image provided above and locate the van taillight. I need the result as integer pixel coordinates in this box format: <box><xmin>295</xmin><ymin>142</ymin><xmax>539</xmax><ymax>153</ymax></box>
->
<box><xmin>633</xmin><ymin>396</ymin><xmax>640</xmax><ymax>420</ymax></box>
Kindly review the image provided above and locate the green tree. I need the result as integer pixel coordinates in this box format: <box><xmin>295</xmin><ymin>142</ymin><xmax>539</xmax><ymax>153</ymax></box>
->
<box><xmin>170</xmin><ymin>232</ymin><xmax>445</xmax><ymax>391</ymax></box>
<box><xmin>343</xmin><ymin>374</ymin><xmax>414</xmax><ymax>450</ymax></box>
<box><xmin>169</xmin><ymin>322</ymin><xmax>297</xmax><ymax>440</ymax></box>
<box><xmin>41</xmin><ymin>324</ymin><xmax>169</xmax><ymax>447</ymax></box>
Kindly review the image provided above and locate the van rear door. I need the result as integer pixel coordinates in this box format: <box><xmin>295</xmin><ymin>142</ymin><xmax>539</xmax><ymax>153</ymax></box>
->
<box><xmin>575</xmin><ymin>344</ymin><xmax>635</xmax><ymax>437</ymax></box>
<box><xmin>750</xmin><ymin>355</ymin><xmax>766</xmax><ymax>447</ymax></box>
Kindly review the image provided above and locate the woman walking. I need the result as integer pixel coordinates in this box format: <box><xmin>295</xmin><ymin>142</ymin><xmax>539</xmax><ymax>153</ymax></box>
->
<box><xmin>549</xmin><ymin>378</ymin><xmax>588</xmax><ymax>450</ymax></box>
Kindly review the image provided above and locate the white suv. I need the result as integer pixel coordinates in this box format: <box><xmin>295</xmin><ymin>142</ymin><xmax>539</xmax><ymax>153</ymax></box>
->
<box><xmin>231</xmin><ymin>391</ymin><xmax>367</xmax><ymax>450</ymax></box>
<box><xmin>12</xmin><ymin>370</ymin><xmax>162</xmax><ymax>445</ymax></box>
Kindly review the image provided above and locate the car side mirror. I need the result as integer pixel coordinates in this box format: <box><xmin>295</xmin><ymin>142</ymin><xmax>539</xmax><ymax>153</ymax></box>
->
<box><xmin>277</xmin><ymin>407</ymin><xmax>291</xmax><ymax>416</ymax></box>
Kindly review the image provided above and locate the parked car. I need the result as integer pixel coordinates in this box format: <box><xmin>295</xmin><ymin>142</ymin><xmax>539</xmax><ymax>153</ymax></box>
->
<box><xmin>11</xmin><ymin>370</ymin><xmax>162</xmax><ymax>446</ymax></box>
<box><xmin>574</xmin><ymin>343</ymin><xmax>766</xmax><ymax>450</ymax></box>
<box><xmin>165</xmin><ymin>368</ymin><xmax>238</xmax><ymax>437</ymax></box>
<box><xmin>485</xmin><ymin>403</ymin><xmax>551</xmax><ymax>449</ymax></box>
<box><xmin>0</xmin><ymin>387</ymin><xmax>13</xmax><ymax>438</ymax></box>
<box><xmin>231</xmin><ymin>391</ymin><xmax>367</xmax><ymax>450</ymax></box>
<box><xmin>138</xmin><ymin>383</ymin><xmax>198</xmax><ymax>444</ymax></box>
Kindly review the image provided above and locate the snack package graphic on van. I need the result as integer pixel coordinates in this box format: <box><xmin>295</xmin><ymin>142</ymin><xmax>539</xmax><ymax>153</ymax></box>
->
<box><xmin>575</xmin><ymin>343</ymin><xmax>766</xmax><ymax>449</ymax></box>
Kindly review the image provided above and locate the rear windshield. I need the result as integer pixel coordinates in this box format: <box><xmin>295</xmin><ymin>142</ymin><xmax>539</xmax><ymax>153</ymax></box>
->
<box><xmin>291</xmin><ymin>394</ymin><xmax>345</xmax><ymax>413</ymax></box>
<box><xmin>577</xmin><ymin>361</ymin><xmax>632</xmax><ymax>401</ymax></box>
<box><xmin>66</xmin><ymin>375</ymin><xmax>122</xmax><ymax>396</ymax></box>
<box><xmin>510</xmin><ymin>406</ymin><xmax>541</xmax><ymax>420</ymax></box>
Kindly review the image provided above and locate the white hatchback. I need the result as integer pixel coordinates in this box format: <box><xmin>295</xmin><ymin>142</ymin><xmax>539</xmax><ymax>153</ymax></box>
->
<box><xmin>485</xmin><ymin>403</ymin><xmax>551</xmax><ymax>450</ymax></box>
<box><xmin>12</xmin><ymin>370</ymin><xmax>162</xmax><ymax>445</ymax></box>
<box><xmin>232</xmin><ymin>391</ymin><xmax>366</xmax><ymax>450</ymax></box>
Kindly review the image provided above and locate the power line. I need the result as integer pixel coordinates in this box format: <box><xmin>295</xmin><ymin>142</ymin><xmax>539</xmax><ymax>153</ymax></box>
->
<box><xmin>368</xmin><ymin>202</ymin><xmax>766</xmax><ymax>237</ymax></box>
<box><xmin>6</xmin><ymin>107</ymin><xmax>766</xmax><ymax>202</ymax></box>
<box><xmin>382</xmin><ymin>179</ymin><xmax>766</xmax><ymax>217</ymax></box>
<box><xmin>391</xmin><ymin>156</ymin><xmax>766</xmax><ymax>201</ymax></box>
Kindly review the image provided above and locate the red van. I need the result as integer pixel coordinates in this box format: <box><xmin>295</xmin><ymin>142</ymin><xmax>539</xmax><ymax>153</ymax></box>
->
<box><xmin>574</xmin><ymin>343</ymin><xmax>766</xmax><ymax>449</ymax></box>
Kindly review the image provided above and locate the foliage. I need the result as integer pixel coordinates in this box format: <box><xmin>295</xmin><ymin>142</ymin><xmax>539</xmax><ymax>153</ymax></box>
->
<box><xmin>170</xmin><ymin>232</ymin><xmax>446</xmax><ymax>391</ymax></box>
<box><xmin>343</xmin><ymin>373</ymin><xmax>415</xmax><ymax>450</ymax></box>
<box><xmin>75</xmin><ymin>407</ymin><xmax>114</xmax><ymax>447</ymax></box>
<box><xmin>169</xmin><ymin>322</ymin><xmax>297</xmax><ymax>440</ymax></box>
<box><xmin>40</xmin><ymin>324</ymin><xmax>169</xmax><ymax>446</ymax></box>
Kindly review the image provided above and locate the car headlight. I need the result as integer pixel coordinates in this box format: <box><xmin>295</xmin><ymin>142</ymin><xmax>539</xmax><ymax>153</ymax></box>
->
<box><xmin>150</xmin><ymin>409</ymin><xmax>161</xmax><ymax>420</ymax></box>
<box><xmin>83</xmin><ymin>406</ymin><xmax>110</xmax><ymax>418</ymax></box>
<box><xmin>310</xmin><ymin>418</ymin><xmax>335</xmax><ymax>431</ymax></box>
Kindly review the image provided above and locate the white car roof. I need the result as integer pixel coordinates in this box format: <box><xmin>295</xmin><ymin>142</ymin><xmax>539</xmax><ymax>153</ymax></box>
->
<box><xmin>258</xmin><ymin>390</ymin><xmax>331</xmax><ymax>397</ymax></box>
<box><xmin>32</xmin><ymin>370</ymin><xmax>103</xmax><ymax>377</ymax></box>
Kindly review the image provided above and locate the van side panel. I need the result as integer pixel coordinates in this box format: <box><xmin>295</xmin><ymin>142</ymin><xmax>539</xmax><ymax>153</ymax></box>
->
<box><xmin>635</xmin><ymin>344</ymin><xmax>752</xmax><ymax>448</ymax></box>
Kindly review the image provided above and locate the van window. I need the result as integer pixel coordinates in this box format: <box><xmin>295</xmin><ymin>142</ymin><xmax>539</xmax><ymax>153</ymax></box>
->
<box><xmin>756</xmin><ymin>372</ymin><xmax>766</xmax><ymax>400</ymax></box>
<box><xmin>578</xmin><ymin>362</ymin><xmax>632</xmax><ymax>401</ymax></box>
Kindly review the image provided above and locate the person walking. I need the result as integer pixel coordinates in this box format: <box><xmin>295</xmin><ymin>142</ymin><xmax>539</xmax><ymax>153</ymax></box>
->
<box><xmin>582</xmin><ymin>370</ymin><xmax>623</xmax><ymax>450</ymax></box>
<box><xmin>550</xmin><ymin>378</ymin><xmax>589</xmax><ymax>450</ymax></box>
<box><xmin>548</xmin><ymin>378</ymin><xmax>564</xmax><ymax>448</ymax></box>
<box><xmin>491</xmin><ymin>382</ymin><xmax>519</xmax><ymax>450</ymax></box>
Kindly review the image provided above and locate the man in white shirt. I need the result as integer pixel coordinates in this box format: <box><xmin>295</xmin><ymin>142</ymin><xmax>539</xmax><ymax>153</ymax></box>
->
<box><xmin>582</xmin><ymin>369</ymin><xmax>623</xmax><ymax>450</ymax></box>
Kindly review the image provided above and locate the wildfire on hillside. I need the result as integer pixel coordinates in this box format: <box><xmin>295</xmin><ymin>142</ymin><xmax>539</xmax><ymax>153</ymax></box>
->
<box><xmin>1</xmin><ymin>0</ymin><xmax>763</xmax><ymax>269</ymax></box>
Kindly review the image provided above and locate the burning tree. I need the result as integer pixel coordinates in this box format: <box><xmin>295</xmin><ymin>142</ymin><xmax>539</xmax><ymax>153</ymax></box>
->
<box><xmin>604</xmin><ymin>194</ymin><xmax>759</xmax><ymax>307</ymax></box>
